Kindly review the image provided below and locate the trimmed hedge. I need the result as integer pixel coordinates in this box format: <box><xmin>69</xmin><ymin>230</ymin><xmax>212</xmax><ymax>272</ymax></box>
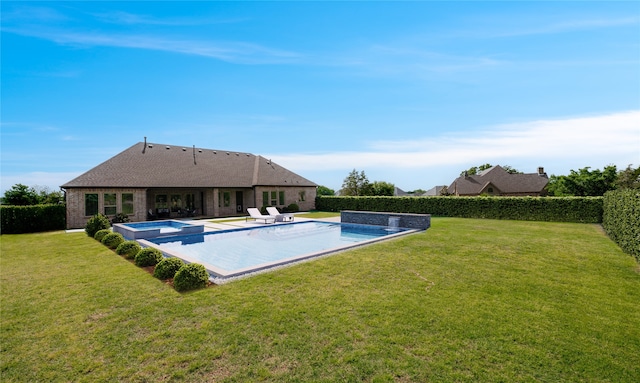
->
<box><xmin>116</xmin><ymin>241</ymin><xmax>142</xmax><ymax>259</ymax></box>
<box><xmin>85</xmin><ymin>214</ymin><xmax>110</xmax><ymax>238</ymax></box>
<box><xmin>173</xmin><ymin>263</ymin><xmax>209</xmax><ymax>292</ymax></box>
<box><xmin>101</xmin><ymin>232</ymin><xmax>125</xmax><ymax>249</ymax></box>
<box><xmin>0</xmin><ymin>204</ymin><xmax>66</xmax><ymax>234</ymax></box>
<box><xmin>153</xmin><ymin>257</ymin><xmax>185</xmax><ymax>280</ymax></box>
<box><xmin>94</xmin><ymin>229</ymin><xmax>111</xmax><ymax>242</ymax></box>
<box><xmin>135</xmin><ymin>248</ymin><xmax>164</xmax><ymax>267</ymax></box>
<box><xmin>603</xmin><ymin>189</ymin><xmax>640</xmax><ymax>261</ymax></box>
<box><xmin>316</xmin><ymin>196</ymin><xmax>603</xmax><ymax>223</ymax></box>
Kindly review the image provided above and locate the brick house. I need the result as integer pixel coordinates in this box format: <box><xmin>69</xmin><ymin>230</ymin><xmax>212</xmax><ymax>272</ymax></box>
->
<box><xmin>61</xmin><ymin>142</ymin><xmax>317</xmax><ymax>229</ymax></box>
<box><xmin>448</xmin><ymin>165</ymin><xmax>549</xmax><ymax>197</ymax></box>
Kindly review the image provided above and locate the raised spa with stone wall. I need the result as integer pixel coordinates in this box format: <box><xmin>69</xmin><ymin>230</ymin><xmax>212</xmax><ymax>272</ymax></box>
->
<box><xmin>340</xmin><ymin>210</ymin><xmax>431</xmax><ymax>231</ymax></box>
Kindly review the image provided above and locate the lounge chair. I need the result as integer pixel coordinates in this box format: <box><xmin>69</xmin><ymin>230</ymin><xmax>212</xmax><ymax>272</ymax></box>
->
<box><xmin>246</xmin><ymin>208</ymin><xmax>276</xmax><ymax>224</ymax></box>
<box><xmin>266</xmin><ymin>207</ymin><xmax>294</xmax><ymax>222</ymax></box>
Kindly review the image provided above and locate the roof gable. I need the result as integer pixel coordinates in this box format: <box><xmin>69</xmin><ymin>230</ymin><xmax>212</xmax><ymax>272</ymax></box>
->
<box><xmin>61</xmin><ymin>142</ymin><xmax>316</xmax><ymax>188</ymax></box>
<box><xmin>449</xmin><ymin>165</ymin><xmax>548</xmax><ymax>195</ymax></box>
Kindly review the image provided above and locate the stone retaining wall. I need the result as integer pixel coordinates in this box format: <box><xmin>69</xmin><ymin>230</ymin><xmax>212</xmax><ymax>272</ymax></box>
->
<box><xmin>340</xmin><ymin>210</ymin><xmax>431</xmax><ymax>230</ymax></box>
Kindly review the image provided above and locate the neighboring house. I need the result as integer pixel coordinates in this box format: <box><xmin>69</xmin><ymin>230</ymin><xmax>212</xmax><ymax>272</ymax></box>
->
<box><xmin>448</xmin><ymin>165</ymin><xmax>549</xmax><ymax>197</ymax></box>
<box><xmin>394</xmin><ymin>186</ymin><xmax>410</xmax><ymax>196</ymax></box>
<box><xmin>422</xmin><ymin>185</ymin><xmax>448</xmax><ymax>196</ymax></box>
<box><xmin>61</xmin><ymin>142</ymin><xmax>317</xmax><ymax>229</ymax></box>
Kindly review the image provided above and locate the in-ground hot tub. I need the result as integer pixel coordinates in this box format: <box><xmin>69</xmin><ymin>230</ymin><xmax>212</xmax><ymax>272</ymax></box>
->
<box><xmin>113</xmin><ymin>220</ymin><xmax>204</xmax><ymax>240</ymax></box>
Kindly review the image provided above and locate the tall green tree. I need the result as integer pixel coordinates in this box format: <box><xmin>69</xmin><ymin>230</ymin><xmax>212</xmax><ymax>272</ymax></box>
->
<box><xmin>547</xmin><ymin>165</ymin><xmax>618</xmax><ymax>196</ymax></box>
<box><xmin>460</xmin><ymin>163</ymin><xmax>492</xmax><ymax>176</ymax></box>
<box><xmin>615</xmin><ymin>164</ymin><xmax>640</xmax><ymax>189</ymax></box>
<box><xmin>2</xmin><ymin>184</ymin><xmax>40</xmax><ymax>205</ymax></box>
<box><xmin>341</xmin><ymin>169</ymin><xmax>371</xmax><ymax>196</ymax></box>
<box><xmin>371</xmin><ymin>181</ymin><xmax>395</xmax><ymax>196</ymax></box>
<box><xmin>35</xmin><ymin>186</ymin><xmax>64</xmax><ymax>204</ymax></box>
<box><xmin>316</xmin><ymin>185</ymin><xmax>336</xmax><ymax>196</ymax></box>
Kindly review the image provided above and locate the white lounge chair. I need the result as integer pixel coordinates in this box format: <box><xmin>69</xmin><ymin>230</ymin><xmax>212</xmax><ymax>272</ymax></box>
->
<box><xmin>266</xmin><ymin>207</ymin><xmax>294</xmax><ymax>222</ymax></box>
<box><xmin>246</xmin><ymin>208</ymin><xmax>276</xmax><ymax>224</ymax></box>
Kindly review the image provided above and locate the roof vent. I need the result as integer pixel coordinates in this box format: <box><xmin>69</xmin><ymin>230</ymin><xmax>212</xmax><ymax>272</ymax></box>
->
<box><xmin>226</xmin><ymin>152</ymin><xmax>230</xmax><ymax>155</ymax></box>
<box><xmin>198</xmin><ymin>149</ymin><xmax>203</xmax><ymax>153</ymax></box>
<box><xmin>213</xmin><ymin>151</ymin><xmax>217</xmax><ymax>154</ymax></box>
<box><xmin>148</xmin><ymin>144</ymin><xmax>153</xmax><ymax>148</ymax></box>
<box><xmin>182</xmin><ymin>148</ymin><xmax>186</xmax><ymax>151</ymax></box>
<box><xmin>166</xmin><ymin>146</ymin><xmax>170</xmax><ymax>150</ymax></box>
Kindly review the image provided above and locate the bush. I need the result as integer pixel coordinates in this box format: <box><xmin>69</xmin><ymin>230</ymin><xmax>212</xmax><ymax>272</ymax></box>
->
<box><xmin>153</xmin><ymin>257</ymin><xmax>185</xmax><ymax>280</ymax></box>
<box><xmin>94</xmin><ymin>229</ymin><xmax>111</xmax><ymax>242</ymax></box>
<box><xmin>135</xmin><ymin>247</ymin><xmax>164</xmax><ymax>267</ymax></box>
<box><xmin>85</xmin><ymin>214</ymin><xmax>110</xmax><ymax>237</ymax></box>
<box><xmin>116</xmin><ymin>241</ymin><xmax>142</xmax><ymax>259</ymax></box>
<box><xmin>101</xmin><ymin>232</ymin><xmax>125</xmax><ymax>249</ymax></box>
<box><xmin>603</xmin><ymin>189</ymin><xmax>640</xmax><ymax>262</ymax></box>
<box><xmin>173</xmin><ymin>263</ymin><xmax>209</xmax><ymax>292</ymax></box>
<box><xmin>112</xmin><ymin>213</ymin><xmax>130</xmax><ymax>223</ymax></box>
<box><xmin>0</xmin><ymin>204</ymin><xmax>66</xmax><ymax>234</ymax></box>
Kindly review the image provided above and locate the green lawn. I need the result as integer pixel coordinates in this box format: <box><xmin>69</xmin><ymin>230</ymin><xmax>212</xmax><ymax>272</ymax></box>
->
<box><xmin>1</xmin><ymin>218</ymin><xmax>639</xmax><ymax>382</ymax></box>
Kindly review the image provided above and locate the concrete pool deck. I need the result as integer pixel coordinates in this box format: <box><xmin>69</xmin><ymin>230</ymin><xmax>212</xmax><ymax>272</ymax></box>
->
<box><xmin>195</xmin><ymin>214</ymin><xmax>341</xmax><ymax>232</ymax></box>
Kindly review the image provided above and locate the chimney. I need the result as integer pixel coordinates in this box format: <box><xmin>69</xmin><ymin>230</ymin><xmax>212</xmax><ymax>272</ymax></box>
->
<box><xmin>538</xmin><ymin>167</ymin><xmax>546</xmax><ymax>176</ymax></box>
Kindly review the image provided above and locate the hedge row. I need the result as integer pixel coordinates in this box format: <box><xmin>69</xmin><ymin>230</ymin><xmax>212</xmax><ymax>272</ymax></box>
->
<box><xmin>0</xmin><ymin>204</ymin><xmax>66</xmax><ymax>234</ymax></box>
<box><xmin>315</xmin><ymin>196</ymin><xmax>604</xmax><ymax>223</ymax></box>
<box><xmin>603</xmin><ymin>190</ymin><xmax>640</xmax><ymax>261</ymax></box>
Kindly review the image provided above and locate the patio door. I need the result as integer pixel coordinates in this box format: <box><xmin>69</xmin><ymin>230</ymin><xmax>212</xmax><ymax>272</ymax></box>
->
<box><xmin>236</xmin><ymin>191</ymin><xmax>243</xmax><ymax>213</ymax></box>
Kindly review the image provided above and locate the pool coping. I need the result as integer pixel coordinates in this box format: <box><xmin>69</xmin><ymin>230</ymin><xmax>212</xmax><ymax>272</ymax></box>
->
<box><xmin>137</xmin><ymin>220</ymin><xmax>420</xmax><ymax>282</ymax></box>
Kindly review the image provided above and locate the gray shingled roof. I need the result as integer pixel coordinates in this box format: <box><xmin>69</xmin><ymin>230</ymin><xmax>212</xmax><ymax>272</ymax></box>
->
<box><xmin>61</xmin><ymin>142</ymin><xmax>317</xmax><ymax>188</ymax></box>
<box><xmin>448</xmin><ymin>165</ymin><xmax>548</xmax><ymax>195</ymax></box>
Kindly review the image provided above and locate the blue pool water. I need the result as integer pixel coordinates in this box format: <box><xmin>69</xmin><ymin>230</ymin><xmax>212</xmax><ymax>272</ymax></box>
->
<box><xmin>123</xmin><ymin>220</ymin><xmax>192</xmax><ymax>230</ymax></box>
<box><xmin>144</xmin><ymin>221</ymin><xmax>414</xmax><ymax>279</ymax></box>
<box><xmin>114</xmin><ymin>219</ymin><xmax>204</xmax><ymax>240</ymax></box>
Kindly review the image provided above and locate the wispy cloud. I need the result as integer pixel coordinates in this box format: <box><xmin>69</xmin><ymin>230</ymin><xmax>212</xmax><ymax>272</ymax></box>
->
<box><xmin>2</xmin><ymin>27</ymin><xmax>301</xmax><ymax>64</ymax></box>
<box><xmin>268</xmin><ymin>110</ymin><xmax>640</xmax><ymax>171</ymax></box>
<box><xmin>492</xmin><ymin>16</ymin><xmax>640</xmax><ymax>38</ymax></box>
<box><xmin>1</xmin><ymin>5</ymin><xmax>298</xmax><ymax>64</ymax></box>
<box><xmin>91</xmin><ymin>10</ymin><xmax>248</xmax><ymax>26</ymax></box>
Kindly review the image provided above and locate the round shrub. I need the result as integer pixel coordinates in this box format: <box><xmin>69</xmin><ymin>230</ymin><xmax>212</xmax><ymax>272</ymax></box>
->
<box><xmin>153</xmin><ymin>257</ymin><xmax>185</xmax><ymax>280</ymax></box>
<box><xmin>101</xmin><ymin>232</ymin><xmax>125</xmax><ymax>249</ymax></box>
<box><xmin>112</xmin><ymin>213</ymin><xmax>130</xmax><ymax>223</ymax></box>
<box><xmin>85</xmin><ymin>214</ymin><xmax>110</xmax><ymax>237</ymax></box>
<box><xmin>116</xmin><ymin>240</ymin><xmax>142</xmax><ymax>259</ymax></box>
<box><xmin>173</xmin><ymin>263</ymin><xmax>209</xmax><ymax>292</ymax></box>
<box><xmin>94</xmin><ymin>229</ymin><xmax>111</xmax><ymax>242</ymax></box>
<box><xmin>135</xmin><ymin>247</ymin><xmax>164</xmax><ymax>267</ymax></box>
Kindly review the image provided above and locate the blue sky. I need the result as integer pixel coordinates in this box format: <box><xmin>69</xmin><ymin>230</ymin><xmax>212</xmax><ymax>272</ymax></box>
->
<box><xmin>2</xmin><ymin>1</ymin><xmax>639</xmax><ymax>194</ymax></box>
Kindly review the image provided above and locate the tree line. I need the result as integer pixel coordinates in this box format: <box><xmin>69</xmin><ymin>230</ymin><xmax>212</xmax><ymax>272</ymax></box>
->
<box><xmin>317</xmin><ymin>164</ymin><xmax>639</xmax><ymax>198</ymax></box>
<box><xmin>1</xmin><ymin>184</ymin><xmax>64</xmax><ymax>205</ymax></box>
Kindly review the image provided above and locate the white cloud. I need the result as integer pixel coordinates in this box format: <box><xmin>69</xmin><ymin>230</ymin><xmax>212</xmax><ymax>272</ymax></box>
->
<box><xmin>269</xmin><ymin>110</ymin><xmax>640</xmax><ymax>172</ymax></box>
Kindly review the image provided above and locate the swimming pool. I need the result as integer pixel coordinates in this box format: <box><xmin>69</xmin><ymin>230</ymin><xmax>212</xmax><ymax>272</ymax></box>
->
<box><xmin>139</xmin><ymin>221</ymin><xmax>417</xmax><ymax>280</ymax></box>
<box><xmin>113</xmin><ymin>220</ymin><xmax>204</xmax><ymax>240</ymax></box>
